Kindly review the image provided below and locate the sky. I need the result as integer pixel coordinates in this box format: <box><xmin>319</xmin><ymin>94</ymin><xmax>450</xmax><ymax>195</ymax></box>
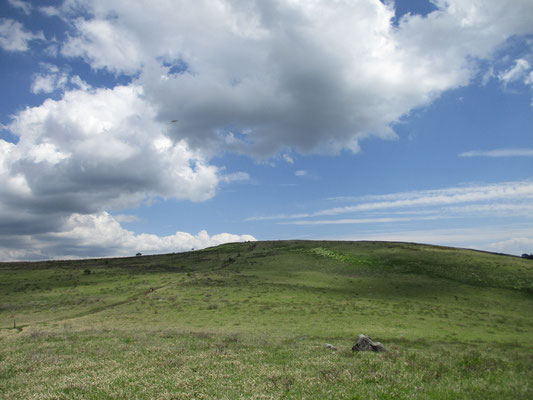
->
<box><xmin>0</xmin><ymin>0</ymin><xmax>532</xmax><ymax>261</ymax></box>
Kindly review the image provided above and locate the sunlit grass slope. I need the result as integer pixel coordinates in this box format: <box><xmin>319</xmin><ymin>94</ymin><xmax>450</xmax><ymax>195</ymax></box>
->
<box><xmin>1</xmin><ymin>241</ymin><xmax>532</xmax><ymax>399</ymax></box>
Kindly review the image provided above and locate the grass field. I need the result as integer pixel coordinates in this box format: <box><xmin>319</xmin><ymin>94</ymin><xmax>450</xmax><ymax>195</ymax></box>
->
<box><xmin>1</xmin><ymin>240</ymin><xmax>532</xmax><ymax>399</ymax></box>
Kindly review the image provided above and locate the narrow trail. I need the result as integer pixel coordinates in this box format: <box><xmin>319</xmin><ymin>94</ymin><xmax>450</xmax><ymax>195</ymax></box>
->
<box><xmin>1</xmin><ymin>281</ymin><xmax>177</xmax><ymax>333</ymax></box>
<box><xmin>53</xmin><ymin>281</ymin><xmax>175</xmax><ymax>323</ymax></box>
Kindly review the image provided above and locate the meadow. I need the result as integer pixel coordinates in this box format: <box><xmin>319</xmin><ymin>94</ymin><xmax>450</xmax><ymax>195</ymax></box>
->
<box><xmin>0</xmin><ymin>240</ymin><xmax>532</xmax><ymax>399</ymax></box>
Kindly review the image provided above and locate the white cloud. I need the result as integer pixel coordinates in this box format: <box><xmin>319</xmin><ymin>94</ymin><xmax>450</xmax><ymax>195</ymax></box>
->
<box><xmin>221</xmin><ymin>171</ymin><xmax>251</xmax><ymax>183</ymax></box>
<box><xmin>499</xmin><ymin>59</ymin><xmax>531</xmax><ymax>84</ymax></box>
<box><xmin>0</xmin><ymin>212</ymin><xmax>256</xmax><ymax>261</ymax></box>
<box><xmin>444</xmin><ymin>203</ymin><xmax>533</xmax><ymax>217</ymax></box>
<box><xmin>31</xmin><ymin>74</ymin><xmax>58</xmax><ymax>94</ymax></box>
<box><xmin>481</xmin><ymin>67</ymin><xmax>494</xmax><ymax>85</ymax></box>
<box><xmin>39</xmin><ymin>6</ymin><xmax>60</xmax><ymax>17</ymax></box>
<box><xmin>54</xmin><ymin>0</ymin><xmax>533</xmax><ymax>157</ymax></box>
<box><xmin>30</xmin><ymin>64</ymin><xmax>95</xmax><ymax>95</ymax></box>
<box><xmin>249</xmin><ymin>179</ymin><xmax>533</xmax><ymax>255</ymax></box>
<box><xmin>459</xmin><ymin>148</ymin><xmax>533</xmax><ymax>157</ymax></box>
<box><xmin>488</xmin><ymin>237</ymin><xmax>533</xmax><ymax>256</ymax></box>
<box><xmin>498</xmin><ymin>58</ymin><xmax>533</xmax><ymax>104</ymax></box>
<box><xmin>279</xmin><ymin>216</ymin><xmax>441</xmax><ymax>226</ymax></box>
<box><xmin>8</xmin><ymin>0</ymin><xmax>31</xmax><ymax>15</ymax></box>
<box><xmin>249</xmin><ymin>181</ymin><xmax>533</xmax><ymax>224</ymax></box>
<box><xmin>61</xmin><ymin>18</ymin><xmax>143</xmax><ymax>74</ymax></box>
<box><xmin>246</xmin><ymin>213</ymin><xmax>309</xmax><ymax>222</ymax></box>
<box><xmin>273</xmin><ymin>181</ymin><xmax>533</xmax><ymax>220</ymax></box>
<box><xmin>526</xmin><ymin>71</ymin><xmax>533</xmax><ymax>86</ymax></box>
<box><xmin>282</xmin><ymin>154</ymin><xmax>294</xmax><ymax>164</ymax></box>
<box><xmin>30</xmin><ymin>64</ymin><xmax>71</xmax><ymax>94</ymax></box>
<box><xmin>294</xmin><ymin>169</ymin><xmax>319</xmax><ymax>180</ymax></box>
<box><xmin>113</xmin><ymin>214</ymin><xmax>140</xmax><ymax>223</ymax></box>
<box><xmin>55</xmin><ymin>212</ymin><xmax>256</xmax><ymax>255</ymax></box>
<box><xmin>1</xmin><ymin>84</ymin><xmax>223</xmax><ymax>245</ymax></box>
<box><xmin>331</xmin><ymin>225</ymin><xmax>533</xmax><ymax>256</ymax></box>
<box><xmin>281</xmin><ymin>201</ymin><xmax>533</xmax><ymax>225</ymax></box>
<box><xmin>0</xmin><ymin>18</ymin><xmax>44</xmax><ymax>52</ymax></box>
<box><xmin>70</xmin><ymin>75</ymin><xmax>91</xmax><ymax>91</ymax></box>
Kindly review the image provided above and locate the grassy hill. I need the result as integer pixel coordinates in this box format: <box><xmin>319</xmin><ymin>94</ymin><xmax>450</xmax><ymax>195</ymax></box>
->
<box><xmin>1</xmin><ymin>240</ymin><xmax>532</xmax><ymax>399</ymax></box>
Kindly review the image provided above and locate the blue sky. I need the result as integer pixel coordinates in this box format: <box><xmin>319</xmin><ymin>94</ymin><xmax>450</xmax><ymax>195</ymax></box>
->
<box><xmin>0</xmin><ymin>0</ymin><xmax>532</xmax><ymax>260</ymax></box>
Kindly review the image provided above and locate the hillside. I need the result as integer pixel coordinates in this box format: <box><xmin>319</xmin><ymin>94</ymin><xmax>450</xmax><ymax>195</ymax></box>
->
<box><xmin>1</xmin><ymin>241</ymin><xmax>532</xmax><ymax>399</ymax></box>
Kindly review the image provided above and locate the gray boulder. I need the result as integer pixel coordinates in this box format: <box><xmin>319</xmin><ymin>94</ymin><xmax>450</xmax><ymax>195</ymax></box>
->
<box><xmin>352</xmin><ymin>334</ymin><xmax>386</xmax><ymax>352</ymax></box>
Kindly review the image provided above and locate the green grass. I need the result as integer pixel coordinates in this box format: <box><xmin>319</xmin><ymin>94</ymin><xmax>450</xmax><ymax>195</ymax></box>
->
<box><xmin>1</xmin><ymin>240</ymin><xmax>532</xmax><ymax>399</ymax></box>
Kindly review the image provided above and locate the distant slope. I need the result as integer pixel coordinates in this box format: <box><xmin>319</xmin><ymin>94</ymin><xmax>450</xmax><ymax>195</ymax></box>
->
<box><xmin>2</xmin><ymin>240</ymin><xmax>532</xmax><ymax>292</ymax></box>
<box><xmin>1</xmin><ymin>240</ymin><xmax>532</xmax><ymax>337</ymax></box>
<box><xmin>206</xmin><ymin>240</ymin><xmax>533</xmax><ymax>292</ymax></box>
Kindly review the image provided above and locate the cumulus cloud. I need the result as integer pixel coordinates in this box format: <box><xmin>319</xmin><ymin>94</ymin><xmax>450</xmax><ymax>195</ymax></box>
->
<box><xmin>50</xmin><ymin>212</ymin><xmax>256</xmax><ymax>258</ymax></box>
<box><xmin>0</xmin><ymin>84</ymin><xmax>224</xmax><ymax>247</ymax></box>
<box><xmin>0</xmin><ymin>212</ymin><xmax>256</xmax><ymax>261</ymax></box>
<box><xmin>7</xmin><ymin>84</ymin><xmax>218</xmax><ymax>203</ymax></box>
<box><xmin>30</xmin><ymin>64</ymin><xmax>70</xmax><ymax>94</ymax></box>
<box><xmin>61</xmin><ymin>18</ymin><xmax>144</xmax><ymax>75</ymax></box>
<box><xmin>54</xmin><ymin>0</ymin><xmax>533</xmax><ymax>157</ymax></box>
<box><xmin>0</xmin><ymin>82</ymin><xmax>254</xmax><ymax>260</ymax></box>
<box><xmin>31</xmin><ymin>74</ymin><xmax>60</xmax><ymax>94</ymax></box>
<box><xmin>0</xmin><ymin>18</ymin><xmax>44</xmax><ymax>52</ymax></box>
<box><xmin>30</xmin><ymin>63</ymin><xmax>92</xmax><ymax>94</ymax></box>
<box><xmin>113</xmin><ymin>214</ymin><xmax>140</xmax><ymax>223</ymax></box>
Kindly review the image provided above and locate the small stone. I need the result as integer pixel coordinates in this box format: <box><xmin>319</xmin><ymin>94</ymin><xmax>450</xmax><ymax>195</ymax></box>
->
<box><xmin>324</xmin><ymin>343</ymin><xmax>337</xmax><ymax>351</ymax></box>
<box><xmin>371</xmin><ymin>341</ymin><xmax>387</xmax><ymax>352</ymax></box>
<box><xmin>352</xmin><ymin>334</ymin><xmax>386</xmax><ymax>352</ymax></box>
